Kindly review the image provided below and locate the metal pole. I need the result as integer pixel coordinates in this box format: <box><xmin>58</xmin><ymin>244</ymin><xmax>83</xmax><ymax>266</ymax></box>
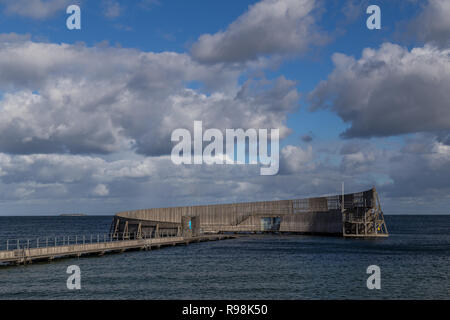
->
<box><xmin>341</xmin><ymin>182</ymin><xmax>344</xmax><ymax>213</ymax></box>
<box><xmin>37</xmin><ymin>238</ymin><xmax>39</xmax><ymax>248</ymax></box>
<box><xmin>6</xmin><ymin>240</ymin><xmax>8</xmax><ymax>251</ymax></box>
<box><xmin>17</xmin><ymin>239</ymin><xmax>19</xmax><ymax>250</ymax></box>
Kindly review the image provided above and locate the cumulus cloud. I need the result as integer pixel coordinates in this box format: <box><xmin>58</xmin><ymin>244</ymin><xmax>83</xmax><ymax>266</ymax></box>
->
<box><xmin>406</xmin><ymin>0</ymin><xmax>450</xmax><ymax>48</ymax></box>
<box><xmin>0</xmin><ymin>153</ymin><xmax>196</xmax><ymax>180</ymax></box>
<box><xmin>0</xmin><ymin>0</ymin><xmax>71</xmax><ymax>19</ymax></box>
<box><xmin>1</xmin><ymin>136</ymin><xmax>447</xmax><ymax>214</ymax></box>
<box><xmin>383</xmin><ymin>138</ymin><xmax>450</xmax><ymax>199</ymax></box>
<box><xmin>0</xmin><ymin>152</ymin><xmax>161</xmax><ymax>201</ymax></box>
<box><xmin>0</xmin><ymin>34</ymin><xmax>304</xmax><ymax>213</ymax></box>
<box><xmin>1</xmin><ymin>2</ymin><xmax>448</xmax><ymax>216</ymax></box>
<box><xmin>191</xmin><ymin>0</ymin><xmax>327</xmax><ymax>64</ymax></box>
<box><xmin>309</xmin><ymin>43</ymin><xmax>450</xmax><ymax>140</ymax></box>
<box><xmin>0</xmin><ymin>147</ymin><xmax>368</xmax><ymax>210</ymax></box>
<box><xmin>0</xmin><ymin>40</ymin><xmax>299</xmax><ymax>156</ymax></box>
<box><xmin>279</xmin><ymin>145</ymin><xmax>314</xmax><ymax>174</ymax></box>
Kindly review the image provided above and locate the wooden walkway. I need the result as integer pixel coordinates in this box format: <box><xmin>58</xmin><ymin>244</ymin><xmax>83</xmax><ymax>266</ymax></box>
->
<box><xmin>0</xmin><ymin>234</ymin><xmax>236</xmax><ymax>266</ymax></box>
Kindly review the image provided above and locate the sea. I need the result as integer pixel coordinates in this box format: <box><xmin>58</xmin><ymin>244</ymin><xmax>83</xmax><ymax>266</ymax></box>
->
<box><xmin>0</xmin><ymin>215</ymin><xmax>448</xmax><ymax>300</ymax></box>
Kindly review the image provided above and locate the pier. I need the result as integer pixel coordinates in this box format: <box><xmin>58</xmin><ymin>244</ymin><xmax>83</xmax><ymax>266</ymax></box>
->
<box><xmin>0</xmin><ymin>233</ymin><xmax>237</xmax><ymax>266</ymax></box>
<box><xmin>0</xmin><ymin>188</ymin><xmax>389</xmax><ymax>266</ymax></box>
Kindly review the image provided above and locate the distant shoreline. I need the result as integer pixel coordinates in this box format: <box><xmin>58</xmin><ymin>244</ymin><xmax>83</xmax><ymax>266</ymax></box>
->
<box><xmin>59</xmin><ymin>213</ymin><xmax>87</xmax><ymax>217</ymax></box>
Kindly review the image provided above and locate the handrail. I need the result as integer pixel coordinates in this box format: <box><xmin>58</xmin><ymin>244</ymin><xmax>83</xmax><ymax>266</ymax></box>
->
<box><xmin>0</xmin><ymin>229</ymin><xmax>178</xmax><ymax>252</ymax></box>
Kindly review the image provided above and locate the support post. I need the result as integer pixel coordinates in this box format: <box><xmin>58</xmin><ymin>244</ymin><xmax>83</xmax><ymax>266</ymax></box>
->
<box><xmin>123</xmin><ymin>221</ymin><xmax>129</xmax><ymax>240</ymax></box>
<box><xmin>137</xmin><ymin>223</ymin><xmax>142</xmax><ymax>239</ymax></box>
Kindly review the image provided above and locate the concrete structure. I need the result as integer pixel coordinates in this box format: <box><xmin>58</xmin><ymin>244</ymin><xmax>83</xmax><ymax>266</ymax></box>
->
<box><xmin>111</xmin><ymin>187</ymin><xmax>389</xmax><ymax>238</ymax></box>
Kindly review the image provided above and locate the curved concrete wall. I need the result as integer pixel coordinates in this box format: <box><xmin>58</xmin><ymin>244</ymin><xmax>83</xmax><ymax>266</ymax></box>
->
<box><xmin>112</xmin><ymin>194</ymin><xmax>362</xmax><ymax>235</ymax></box>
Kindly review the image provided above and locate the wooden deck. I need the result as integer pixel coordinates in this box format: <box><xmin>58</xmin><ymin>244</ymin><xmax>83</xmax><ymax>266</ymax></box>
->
<box><xmin>0</xmin><ymin>234</ymin><xmax>237</xmax><ymax>266</ymax></box>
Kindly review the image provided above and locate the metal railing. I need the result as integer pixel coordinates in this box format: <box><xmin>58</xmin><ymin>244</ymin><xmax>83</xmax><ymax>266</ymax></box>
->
<box><xmin>0</xmin><ymin>229</ymin><xmax>178</xmax><ymax>252</ymax></box>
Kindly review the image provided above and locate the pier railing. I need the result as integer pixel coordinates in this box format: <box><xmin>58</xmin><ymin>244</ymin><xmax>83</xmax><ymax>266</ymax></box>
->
<box><xmin>0</xmin><ymin>230</ymin><xmax>176</xmax><ymax>252</ymax></box>
<box><xmin>0</xmin><ymin>232</ymin><xmax>236</xmax><ymax>266</ymax></box>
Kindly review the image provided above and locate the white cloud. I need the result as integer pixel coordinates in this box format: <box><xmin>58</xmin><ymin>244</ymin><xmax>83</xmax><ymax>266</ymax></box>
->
<box><xmin>0</xmin><ymin>136</ymin><xmax>449</xmax><ymax>214</ymax></box>
<box><xmin>280</xmin><ymin>145</ymin><xmax>314</xmax><ymax>174</ymax></box>
<box><xmin>0</xmin><ymin>40</ymin><xmax>299</xmax><ymax>156</ymax></box>
<box><xmin>0</xmin><ymin>0</ymin><xmax>71</xmax><ymax>19</ymax></box>
<box><xmin>406</xmin><ymin>0</ymin><xmax>450</xmax><ymax>47</ymax></box>
<box><xmin>309</xmin><ymin>43</ymin><xmax>450</xmax><ymax>140</ymax></box>
<box><xmin>191</xmin><ymin>0</ymin><xmax>326</xmax><ymax>64</ymax></box>
<box><xmin>383</xmin><ymin>138</ymin><xmax>450</xmax><ymax>199</ymax></box>
<box><xmin>0</xmin><ymin>1</ymin><xmax>449</xmax><ymax>216</ymax></box>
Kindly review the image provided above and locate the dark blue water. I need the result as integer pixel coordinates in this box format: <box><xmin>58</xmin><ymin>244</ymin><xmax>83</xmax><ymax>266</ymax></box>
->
<box><xmin>0</xmin><ymin>215</ymin><xmax>448</xmax><ymax>299</ymax></box>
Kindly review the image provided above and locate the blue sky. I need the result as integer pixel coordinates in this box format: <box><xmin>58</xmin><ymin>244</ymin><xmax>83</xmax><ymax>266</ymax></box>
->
<box><xmin>0</xmin><ymin>0</ymin><xmax>449</xmax><ymax>215</ymax></box>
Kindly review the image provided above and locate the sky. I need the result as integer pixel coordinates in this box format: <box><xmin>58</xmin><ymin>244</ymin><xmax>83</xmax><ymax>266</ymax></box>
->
<box><xmin>0</xmin><ymin>0</ymin><xmax>449</xmax><ymax>215</ymax></box>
